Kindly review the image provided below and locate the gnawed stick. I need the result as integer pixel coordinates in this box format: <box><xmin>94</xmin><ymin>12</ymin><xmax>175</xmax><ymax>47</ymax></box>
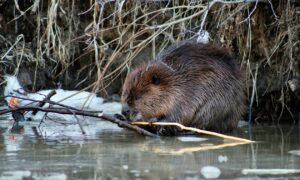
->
<box><xmin>131</xmin><ymin>122</ymin><xmax>254</xmax><ymax>143</ymax></box>
<box><xmin>0</xmin><ymin>106</ymin><xmax>158</xmax><ymax>137</ymax></box>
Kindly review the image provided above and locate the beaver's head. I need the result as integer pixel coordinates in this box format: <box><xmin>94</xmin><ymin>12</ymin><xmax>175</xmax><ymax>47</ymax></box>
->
<box><xmin>121</xmin><ymin>62</ymin><xmax>177</xmax><ymax>121</ymax></box>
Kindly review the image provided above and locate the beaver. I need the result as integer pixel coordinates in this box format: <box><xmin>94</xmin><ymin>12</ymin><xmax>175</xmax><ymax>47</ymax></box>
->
<box><xmin>121</xmin><ymin>42</ymin><xmax>246</xmax><ymax>135</ymax></box>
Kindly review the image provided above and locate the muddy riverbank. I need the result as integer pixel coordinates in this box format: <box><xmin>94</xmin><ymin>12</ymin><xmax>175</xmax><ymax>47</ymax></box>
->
<box><xmin>0</xmin><ymin>1</ymin><xmax>299</xmax><ymax>123</ymax></box>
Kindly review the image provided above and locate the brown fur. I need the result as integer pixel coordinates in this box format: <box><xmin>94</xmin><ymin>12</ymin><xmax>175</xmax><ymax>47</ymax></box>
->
<box><xmin>121</xmin><ymin>43</ymin><xmax>246</xmax><ymax>135</ymax></box>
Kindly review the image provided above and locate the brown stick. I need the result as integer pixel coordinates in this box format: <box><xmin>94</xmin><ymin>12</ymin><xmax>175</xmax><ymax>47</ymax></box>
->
<box><xmin>31</xmin><ymin>90</ymin><xmax>57</xmax><ymax>115</ymax></box>
<box><xmin>0</xmin><ymin>106</ymin><xmax>158</xmax><ymax>137</ymax></box>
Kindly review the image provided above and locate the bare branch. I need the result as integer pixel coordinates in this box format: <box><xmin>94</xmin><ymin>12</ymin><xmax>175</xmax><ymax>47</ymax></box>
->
<box><xmin>0</xmin><ymin>105</ymin><xmax>158</xmax><ymax>138</ymax></box>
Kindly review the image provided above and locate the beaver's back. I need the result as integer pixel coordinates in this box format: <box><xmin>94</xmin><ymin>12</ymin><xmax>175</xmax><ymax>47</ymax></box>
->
<box><xmin>158</xmin><ymin>43</ymin><xmax>239</xmax><ymax>77</ymax></box>
<box><xmin>154</xmin><ymin>43</ymin><xmax>246</xmax><ymax>132</ymax></box>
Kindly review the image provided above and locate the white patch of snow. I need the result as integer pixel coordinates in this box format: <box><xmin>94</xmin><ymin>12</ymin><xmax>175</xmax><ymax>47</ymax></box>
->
<box><xmin>3</xmin><ymin>75</ymin><xmax>122</xmax><ymax>121</ymax></box>
<box><xmin>197</xmin><ymin>30</ymin><xmax>210</xmax><ymax>44</ymax></box>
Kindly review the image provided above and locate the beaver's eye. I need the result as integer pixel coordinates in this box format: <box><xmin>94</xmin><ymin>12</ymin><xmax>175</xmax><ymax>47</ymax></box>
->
<box><xmin>152</xmin><ymin>74</ymin><xmax>160</xmax><ymax>85</ymax></box>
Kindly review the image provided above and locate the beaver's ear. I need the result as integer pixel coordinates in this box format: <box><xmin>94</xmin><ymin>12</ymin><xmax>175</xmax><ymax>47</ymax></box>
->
<box><xmin>151</xmin><ymin>74</ymin><xmax>160</xmax><ymax>85</ymax></box>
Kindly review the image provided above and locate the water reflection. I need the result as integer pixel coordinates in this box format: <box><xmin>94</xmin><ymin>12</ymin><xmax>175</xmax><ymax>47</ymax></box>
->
<box><xmin>0</xmin><ymin>115</ymin><xmax>300</xmax><ymax>179</ymax></box>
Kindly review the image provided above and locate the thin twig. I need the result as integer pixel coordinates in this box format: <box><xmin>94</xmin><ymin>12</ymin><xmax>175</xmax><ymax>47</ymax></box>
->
<box><xmin>73</xmin><ymin>113</ymin><xmax>86</xmax><ymax>135</ymax></box>
<box><xmin>239</xmin><ymin>0</ymin><xmax>259</xmax><ymax>24</ymax></box>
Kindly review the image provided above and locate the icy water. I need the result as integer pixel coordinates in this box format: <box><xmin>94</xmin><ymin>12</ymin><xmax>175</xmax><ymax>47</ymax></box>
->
<box><xmin>0</xmin><ymin>114</ymin><xmax>300</xmax><ymax>179</ymax></box>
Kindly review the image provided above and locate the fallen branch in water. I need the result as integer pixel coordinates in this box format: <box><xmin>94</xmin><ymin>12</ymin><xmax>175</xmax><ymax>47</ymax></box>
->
<box><xmin>0</xmin><ymin>105</ymin><xmax>158</xmax><ymax>137</ymax></box>
<box><xmin>1</xmin><ymin>95</ymin><xmax>252</xmax><ymax>141</ymax></box>
<box><xmin>131</xmin><ymin>122</ymin><xmax>254</xmax><ymax>143</ymax></box>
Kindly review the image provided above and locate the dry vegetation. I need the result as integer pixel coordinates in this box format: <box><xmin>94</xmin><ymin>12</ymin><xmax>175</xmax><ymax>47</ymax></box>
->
<box><xmin>0</xmin><ymin>0</ymin><xmax>299</xmax><ymax>122</ymax></box>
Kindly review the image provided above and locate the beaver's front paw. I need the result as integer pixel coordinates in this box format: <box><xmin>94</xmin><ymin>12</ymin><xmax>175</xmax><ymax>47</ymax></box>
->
<box><xmin>154</xmin><ymin>123</ymin><xmax>181</xmax><ymax>136</ymax></box>
<box><xmin>114</xmin><ymin>114</ymin><xmax>127</xmax><ymax>121</ymax></box>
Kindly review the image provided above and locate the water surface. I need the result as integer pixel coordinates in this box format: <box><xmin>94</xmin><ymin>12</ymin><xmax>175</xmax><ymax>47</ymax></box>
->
<box><xmin>0</xmin><ymin>113</ymin><xmax>300</xmax><ymax>179</ymax></box>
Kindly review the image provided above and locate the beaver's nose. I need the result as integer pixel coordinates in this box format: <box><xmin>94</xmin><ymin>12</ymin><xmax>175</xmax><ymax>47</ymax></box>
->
<box><xmin>121</xmin><ymin>103</ymin><xmax>130</xmax><ymax>118</ymax></box>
